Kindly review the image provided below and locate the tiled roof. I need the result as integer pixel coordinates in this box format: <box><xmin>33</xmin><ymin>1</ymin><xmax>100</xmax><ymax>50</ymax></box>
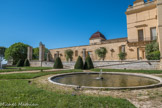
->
<box><xmin>89</xmin><ymin>31</ymin><xmax>107</xmax><ymax>40</ymax></box>
<box><xmin>102</xmin><ymin>37</ymin><xmax>127</xmax><ymax>44</ymax></box>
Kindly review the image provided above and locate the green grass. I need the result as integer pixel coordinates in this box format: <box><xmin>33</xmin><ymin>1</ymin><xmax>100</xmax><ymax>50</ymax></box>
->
<box><xmin>0</xmin><ymin>70</ymin><xmax>82</xmax><ymax>79</ymax></box>
<box><xmin>91</xmin><ymin>68</ymin><xmax>162</xmax><ymax>74</ymax></box>
<box><xmin>0</xmin><ymin>80</ymin><xmax>136</xmax><ymax>108</ymax></box>
<box><xmin>0</xmin><ymin>69</ymin><xmax>136</xmax><ymax>107</ymax></box>
<box><xmin>0</xmin><ymin>67</ymin><xmax>52</xmax><ymax>73</ymax></box>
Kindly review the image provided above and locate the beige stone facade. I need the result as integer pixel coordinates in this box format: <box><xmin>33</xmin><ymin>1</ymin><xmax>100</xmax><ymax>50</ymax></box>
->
<box><xmin>49</xmin><ymin>0</ymin><xmax>162</xmax><ymax>62</ymax></box>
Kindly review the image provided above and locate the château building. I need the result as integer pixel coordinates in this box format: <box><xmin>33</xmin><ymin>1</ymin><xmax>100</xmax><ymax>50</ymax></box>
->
<box><xmin>49</xmin><ymin>0</ymin><xmax>162</xmax><ymax>62</ymax></box>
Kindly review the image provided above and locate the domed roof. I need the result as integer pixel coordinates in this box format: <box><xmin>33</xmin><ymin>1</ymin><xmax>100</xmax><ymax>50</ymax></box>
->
<box><xmin>89</xmin><ymin>31</ymin><xmax>107</xmax><ymax>40</ymax></box>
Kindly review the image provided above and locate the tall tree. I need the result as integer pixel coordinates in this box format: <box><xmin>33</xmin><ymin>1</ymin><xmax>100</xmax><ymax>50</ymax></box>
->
<box><xmin>4</xmin><ymin>42</ymin><xmax>28</xmax><ymax>65</ymax></box>
<box><xmin>33</xmin><ymin>47</ymin><xmax>49</xmax><ymax>60</ymax></box>
<box><xmin>95</xmin><ymin>47</ymin><xmax>107</xmax><ymax>61</ymax></box>
<box><xmin>0</xmin><ymin>47</ymin><xmax>6</xmax><ymax>69</ymax></box>
<box><xmin>64</xmin><ymin>49</ymin><xmax>73</xmax><ymax>62</ymax></box>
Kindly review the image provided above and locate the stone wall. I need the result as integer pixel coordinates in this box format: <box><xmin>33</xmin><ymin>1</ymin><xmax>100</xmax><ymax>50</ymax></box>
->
<box><xmin>30</xmin><ymin>60</ymin><xmax>160</xmax><ymax>70</ymax></box>
<box><xmin>93</xmin><ymin>60</ymin><xmax>160</xmax><ymax>70</ymax></box>
<box><xmin>30</xmin><ymin>61</ymin><xmax>54</xmax><ymax>67</ymax></box>
<box><xmin>30</xmin><ymin>60</ymin><xmax>74</xmax><ymax>69</ymax></box>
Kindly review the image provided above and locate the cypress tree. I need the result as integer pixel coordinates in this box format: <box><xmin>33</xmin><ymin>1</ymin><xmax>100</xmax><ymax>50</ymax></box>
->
<box><xmin>54</xmin><ymin>57</ymin><xmax>63</xmax><ymax>69</ymax></box>
<box><xmin>24</xmin><ymin>59</ymin><xmax>30</xmax><ymax>66</ymax></box>
<box><xmin>74</xmin><ymin>56</ymin><xmax>84</xmax><ymax>69</ymax></box>
<box><xmin>84</xmin><ymin>55</ymin><xmax>94</xmax><ymax>69</ymax></box>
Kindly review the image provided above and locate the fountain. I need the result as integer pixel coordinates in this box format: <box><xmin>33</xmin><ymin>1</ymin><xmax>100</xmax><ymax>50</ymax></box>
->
<box><xmin>48</xmin><ymin>72</ymin><xmax>162</xmax><ymax>90</ymax></box>
<box><xmin>95</xmin><ymin>69</ymin><xmax>104</xmax><ymax>80</ymax></box>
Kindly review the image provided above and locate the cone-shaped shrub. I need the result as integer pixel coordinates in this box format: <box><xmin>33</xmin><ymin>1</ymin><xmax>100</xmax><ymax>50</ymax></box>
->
<box><xmin>24</xmin><ymin>59</ymin><xmax>30</xmax><ymax>66</ymax></box>
<box><xmin>16</xmin><ymin>59</ymin><xmax>24</xmax><ymax>67</ymax></box>
<box><xmin>74</xmin><ymin>56</ymin><xmax>84</xmax><ymax>69</ymax></box>
<box><xmin>84</xmin><ymin>55</ymin><xmax>94</xmax><ymax>70</ymax></box>
<box><xmin>54</xmin><ymin>57</ymin><xmax>63</xmax><ymax>69</ymax></box>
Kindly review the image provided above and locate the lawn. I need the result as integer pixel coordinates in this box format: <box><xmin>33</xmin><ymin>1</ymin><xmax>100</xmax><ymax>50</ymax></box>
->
<box><xmin>0</xmin><ymin>67</ymin><xmax>52</xmax><ymax>73</ymax></box>
<box><xmin>91</xmin><ymin>68</ymin><xmax>162</xmax><ymax>74</ymax></box>
<box><xmin>0</xmin><ymin>70</ymin><xmax>82</xmax><ymax>79</ymax></box>
<box><xmin>0</xmin><ymin>70</ymin><xmax>136</xmax><ymax>108</ymax></box>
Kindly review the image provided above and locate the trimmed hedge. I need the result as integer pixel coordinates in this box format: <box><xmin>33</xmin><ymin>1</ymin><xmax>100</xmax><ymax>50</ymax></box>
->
<box><xmin>53</xmin><ymin>57</ymin><xmax>63</xmax><ymax>69</ymax></box>
<box><xmin>84</xmin><ymin>56</ymin><xmax>94</xmax><ymax>70</ymax></box>
<box><xmin>16</xmin><ymin>59</ymin><xmax>24</xmax><ymax>67</ymax></box>
<box><xmin>74</xmin><ymin>56</ymin><xmax>84</xmax><ymax>69</ymax></box>
<box><xmin>24</xmin><ymin>59</ymin><xmax>30</xmax><ymax>66</ymax></box>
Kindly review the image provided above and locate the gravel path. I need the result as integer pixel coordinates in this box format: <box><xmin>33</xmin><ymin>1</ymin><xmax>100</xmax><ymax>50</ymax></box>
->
<box><xmin>0</xmin><ymin>69</ymin><xmax>68</xmax><ymax>74</ymax></box>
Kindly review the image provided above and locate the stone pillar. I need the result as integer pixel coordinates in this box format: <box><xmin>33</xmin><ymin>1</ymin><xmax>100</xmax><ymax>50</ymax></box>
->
<box><xmin>39</xmin><ymin>42</ymin><xmax>45</xmax><ymax>62</ymax></box>
<box><xmin>157</xmin><ymin>0</ymin><xmax>162</xmax><ymax>69</ymax></box>
<box><xmin>82</xmin><ymin>48</ymin><xmax>86</xmax><ymax>62</ymax></box>
<box><xmin>27</xmin><ymin>46</ymin><xmax>33</xmax><ymax>61</ymax></box>
<box><xmin>46</xmin><ymin>52</ymin><xmax>50</xmax><ymax>62</ymax></box>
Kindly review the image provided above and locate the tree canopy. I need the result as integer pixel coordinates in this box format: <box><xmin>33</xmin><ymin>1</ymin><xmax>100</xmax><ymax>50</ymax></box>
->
<box><xmin>118</xmin><ymin>52</ymin><xmax>127</xmax><ymax>60</ymax></box>
<box><xmin>95</xmin><ymin>47</ymin><xmax>107</xmax><ymax>61</ymax></box>
<box><xmin>64</xmin><ymin>49</ymin><xmax>73</xmax><ymax>62</ymax></box>
<box><xmin>4</xmin><ymin>42</ymin><xmax>28</xmax><ymax>65</ymax></box>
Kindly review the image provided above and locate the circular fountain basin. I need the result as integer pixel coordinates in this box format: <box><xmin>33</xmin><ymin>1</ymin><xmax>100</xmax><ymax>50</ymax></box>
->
<box><xmin>48</xmin><ymin>72</ymin><xmax>162</xmax><ymax>90</ymax></box>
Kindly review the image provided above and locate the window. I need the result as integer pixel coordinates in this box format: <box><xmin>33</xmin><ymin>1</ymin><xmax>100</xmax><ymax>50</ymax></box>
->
<box><xmin>150</xmin><ymin>27</ymin><xmax>157</xmax><ymax>40</ymax></box>
<box><xmin>121</xmin><ymin>45</ymin><xmax>125</xmax><ymax>53</ymax></box>
<box><xmin>138</xmin><ymin>29</ymin><xmax>144</xmax><ymax>42</ymax></box>
<box><xmin>119</xmin><ymin>45</ymin><xmax>125</xmax><ymax>53</ymax></box>
<box><xmin>75</xmin><ymin>50</ymin><xmax>78</xmax><ymax>57</ymax></box>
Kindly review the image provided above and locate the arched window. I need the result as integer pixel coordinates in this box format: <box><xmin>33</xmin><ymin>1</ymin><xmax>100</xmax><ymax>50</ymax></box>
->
<box><xmin>75</xmin><ymin>50</ymin><xmax>78</xmax><ymax>57</ymax></box>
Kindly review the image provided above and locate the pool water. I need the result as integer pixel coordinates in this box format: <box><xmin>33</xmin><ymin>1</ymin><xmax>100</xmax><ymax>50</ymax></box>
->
<box><xmin>51</xmin><ymin>73</ymin><xmax>159</xmax><ymax>87</ymax></box>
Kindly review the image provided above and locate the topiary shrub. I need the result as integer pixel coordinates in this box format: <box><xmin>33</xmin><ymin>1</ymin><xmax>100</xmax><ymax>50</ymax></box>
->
<box><xmin>24</xmin><ymin>59</ymin><xmax>30</xmax><ymax>66</ymax></box>
<box><xmin>74</xmin><ymin>56</ymin><xmax>84</xmax><ymax>69</ymax></box>
<box><xmin>118</xmin><ymin>52</ymin><xmax>127</xmax><ymax>60</ymax></box>
<box><xmin>16</xmin><ymin>59</ymin><xmax>24</xmax><ymax>67</ymax></box>
<box><xmin>53</xmin><ymin>57</ymin><xmax>63</xmax><ymax>69</ymax></box>
<box><xmin>84</xmin><ymin>55</ymin><xmax>94</xmax><ymax>70</ymax></box>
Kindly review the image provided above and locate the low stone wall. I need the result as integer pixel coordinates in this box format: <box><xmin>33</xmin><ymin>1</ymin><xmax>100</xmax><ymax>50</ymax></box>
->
<box><xmin>30</xmin><ymin>60</ymin><xmax>160</xmax><ymax>70</ymax></box>
<box><xmin>30</xmin><ymin>61</ymin><xmax>54</xmax><ymax>67</ymax></box>
<box><xmin>30</xmin><ymin>61</ymin><xmax>41</xmax><ymax>67</ymax></box>
<box><xmin>93</xmin><ymin>60</ymin><xmax>160</xmax><ymax>70</ymax></box>
<box><xmin>30</xmin><ymin>61</ymin><xmax>75</xmax><ymax>69</ymax></box>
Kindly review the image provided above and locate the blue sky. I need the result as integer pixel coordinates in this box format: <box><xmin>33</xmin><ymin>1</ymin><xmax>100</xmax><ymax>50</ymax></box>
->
<box><xmin>0</xmin><ymin>0</ymin><xmax>136</xmax><ymax>49</ymax></box>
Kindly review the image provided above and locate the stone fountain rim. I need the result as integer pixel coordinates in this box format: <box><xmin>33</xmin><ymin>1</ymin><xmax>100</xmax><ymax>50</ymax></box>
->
<box><xmin>48</xmin><ymin>72</ymin><xmax>162</xmax><ymax>90</ymax></box>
